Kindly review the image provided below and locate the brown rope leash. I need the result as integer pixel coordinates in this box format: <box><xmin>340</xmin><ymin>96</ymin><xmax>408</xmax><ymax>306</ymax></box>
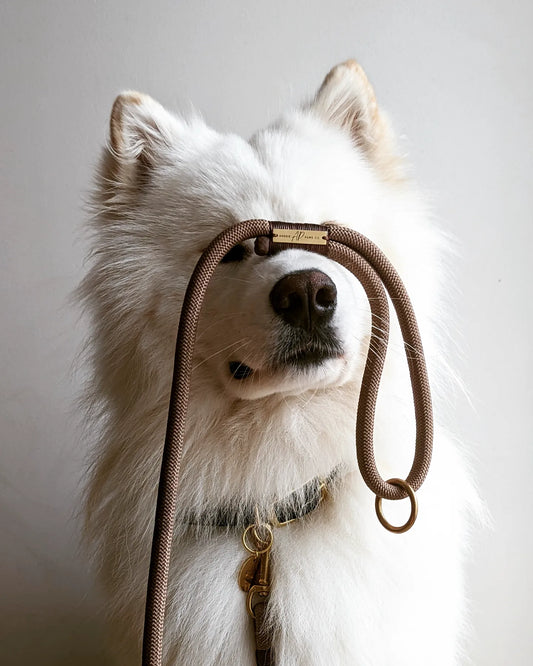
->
<box><xmin>141</xmin><ymin>219</ymin><xmax>433</xmax><ymax>665</ymax></box>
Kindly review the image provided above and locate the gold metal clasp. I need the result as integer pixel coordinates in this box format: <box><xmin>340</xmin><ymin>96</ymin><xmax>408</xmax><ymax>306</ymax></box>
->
<box><xmin>246</xmin><ymin>584</ymin><xmax>270</xmax><ymax>618</ymax></box>
<box><xmin>241</xmin><ymin>520</ymin><xmax>273</xmax><ymax>618</ymax></box>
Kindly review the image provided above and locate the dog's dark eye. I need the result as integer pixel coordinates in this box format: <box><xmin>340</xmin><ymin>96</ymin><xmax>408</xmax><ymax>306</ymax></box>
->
<box><xmin>221</xmin><ymin>244</ymin><xmax>248</xmax><ymax>263</ymax></box>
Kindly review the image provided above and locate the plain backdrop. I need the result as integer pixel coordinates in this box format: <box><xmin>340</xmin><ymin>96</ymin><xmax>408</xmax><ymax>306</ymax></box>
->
<box><xmin>1</xmin><ymin>1</ymin><xmax>531</xmax><ymax>664</ymax></box>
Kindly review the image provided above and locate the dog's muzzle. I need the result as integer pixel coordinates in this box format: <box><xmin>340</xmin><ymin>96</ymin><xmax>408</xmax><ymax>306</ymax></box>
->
<box><xmin>229</xmin><ymin>268</ymin><xmax>342</xmax><ymax>379</ymax></box>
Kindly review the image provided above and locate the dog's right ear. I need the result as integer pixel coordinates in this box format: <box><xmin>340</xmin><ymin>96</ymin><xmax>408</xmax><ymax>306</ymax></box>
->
<box><xmin>310</xmin><ymin>60</ymin><xmax>404</xmax><ymax>182</ymax></box>
<box><xmin>107</xmin><ymin>91</ymin><xmax>181</xmax><ymax>184</ymax></box>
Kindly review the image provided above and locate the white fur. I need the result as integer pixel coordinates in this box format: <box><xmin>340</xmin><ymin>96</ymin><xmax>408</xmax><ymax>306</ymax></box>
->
<box><xmin>80</xmin><ymin>62</ymin><xmax>482</xmax><ymax>665</ymax></box>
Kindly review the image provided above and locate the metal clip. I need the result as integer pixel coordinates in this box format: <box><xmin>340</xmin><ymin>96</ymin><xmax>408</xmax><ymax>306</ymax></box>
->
<box><xmin>247</xmin><ymin>583</ymin><xmax>270</xmax><ymax>618</ymax></box>
<box><xmin>240</xmin><ymin>519</ymin><xmax>273</xmax><ymax>618</ymax></box>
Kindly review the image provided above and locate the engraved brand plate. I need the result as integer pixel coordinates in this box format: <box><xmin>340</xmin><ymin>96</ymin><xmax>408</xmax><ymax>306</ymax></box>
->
<box><xmin>272</xmin><ymin>228</ymin><xmax>327</xmax><ymax>245</ymax></box>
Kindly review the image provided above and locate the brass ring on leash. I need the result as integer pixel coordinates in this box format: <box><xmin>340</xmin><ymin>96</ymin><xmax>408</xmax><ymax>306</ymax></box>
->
<box><xmin>375</xmin><ymin>478</ymin><xmax>418</xmax><ymax>534</ymax></box>
<box><xmin>242</xmin><ymin>523</ymin><xmax>273</xmax><ymax>555</ymax></box>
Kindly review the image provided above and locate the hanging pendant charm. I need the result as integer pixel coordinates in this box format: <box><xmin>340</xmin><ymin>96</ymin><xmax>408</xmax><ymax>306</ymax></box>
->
<box><xmin>238</xmin><ymin>555</ymin><xmax>260</xmax><ymax>593</ymax></box>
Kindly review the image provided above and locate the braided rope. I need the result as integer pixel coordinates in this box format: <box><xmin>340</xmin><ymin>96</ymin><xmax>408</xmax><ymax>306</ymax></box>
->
<box><xmin>142</xmin><ymin>219</ymin><xmax>433</xmax><ymax>665</ymax></box>
<box><xmin>326</xmin><ymin>226</ymin><xmax>433</xmax><ymax>500</ymax></box>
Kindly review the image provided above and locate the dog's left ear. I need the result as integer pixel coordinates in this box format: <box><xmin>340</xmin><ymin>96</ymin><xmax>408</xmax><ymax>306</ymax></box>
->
<box><xmin>310</xmin><ymin>60</ymin><xmax>403</xmax><ymax>182</ymax></box>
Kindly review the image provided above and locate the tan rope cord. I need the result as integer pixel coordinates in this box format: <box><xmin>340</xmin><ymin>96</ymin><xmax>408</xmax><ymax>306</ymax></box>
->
<box><xmin>141</xmin><ymin>219</ymin><xmax>433</xmax><ymax>665</ymax></box>
<box><xmin>325</xmin><ymin>225</ymin><xmax>433</xmax><ymax>500</ymax></box>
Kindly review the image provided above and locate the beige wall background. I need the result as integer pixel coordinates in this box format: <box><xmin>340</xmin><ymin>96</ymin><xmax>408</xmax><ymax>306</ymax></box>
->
<box><xmin>1</xmin><ymin>1</ymin><xmax>531</xmax><ymax>664</ymax></box>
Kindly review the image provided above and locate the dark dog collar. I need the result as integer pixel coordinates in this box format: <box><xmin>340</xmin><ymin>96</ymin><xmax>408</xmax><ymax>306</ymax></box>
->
<box><xmin>187</xmin><ymin>468</ymin><xmax>340</xmax><ymax>529</ymax></box>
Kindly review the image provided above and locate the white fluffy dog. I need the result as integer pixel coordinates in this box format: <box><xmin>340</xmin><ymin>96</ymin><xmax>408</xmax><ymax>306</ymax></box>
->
<box><xmin>81</xmin><ymin>60</ymin><xmax>481</xmax><ymax>665</ymax></box>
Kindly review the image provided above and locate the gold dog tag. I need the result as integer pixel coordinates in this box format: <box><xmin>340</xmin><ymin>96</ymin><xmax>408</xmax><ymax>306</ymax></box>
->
<box><xmin>238</xmin><ymin>555</ymin><xmax>259</xmax><ymax>592</ymax></box>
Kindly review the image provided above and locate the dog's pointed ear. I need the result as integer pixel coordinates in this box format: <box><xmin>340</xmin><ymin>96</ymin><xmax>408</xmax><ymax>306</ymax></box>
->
<box><xmin>108</xmin><ymin>91</ymin><xmax>180</xmax><ymax>182</ymax></box>
<box><xmin>310</xmin><ymin>60</ymin><xmax>404</xmax><ymax>182</ymax></box>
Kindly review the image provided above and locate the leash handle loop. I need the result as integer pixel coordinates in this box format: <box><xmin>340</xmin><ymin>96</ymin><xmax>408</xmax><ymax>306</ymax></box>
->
<box><xmin>324</xmin><ymin>225</ymin><xmax>433</xmax><ymax>501</ymax></box>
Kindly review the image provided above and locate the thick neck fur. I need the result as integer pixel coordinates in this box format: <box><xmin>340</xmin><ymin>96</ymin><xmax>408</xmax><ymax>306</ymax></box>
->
<box><xmin>86</xmin><ymin>340</ymin><xmax>359</xmax><ymax>525</ymax></box>
<box><xmin>180</xmin><ymin>375</ymin><xmax>358</xmax><ymax>506</ymax></box>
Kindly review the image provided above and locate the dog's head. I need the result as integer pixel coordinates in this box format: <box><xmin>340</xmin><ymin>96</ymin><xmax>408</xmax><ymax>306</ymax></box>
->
<box><xmin>87</xmin><ymin>61</ymin><xmax>440</xmax><ymax>406</ymax></box>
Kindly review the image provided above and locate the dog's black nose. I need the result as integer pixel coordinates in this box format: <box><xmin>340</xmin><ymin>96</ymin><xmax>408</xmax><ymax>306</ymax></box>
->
<box><xmin>270</xmin><ymin>270</ymin><xmax>337</xmax><ymax>330</ymax></box>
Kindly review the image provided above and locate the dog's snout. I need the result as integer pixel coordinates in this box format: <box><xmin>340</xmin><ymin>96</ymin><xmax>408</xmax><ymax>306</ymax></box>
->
<box><xmin>269</xmin><ymin>270</ymin><xmax>337</xmax><ymax>330</ymax></box>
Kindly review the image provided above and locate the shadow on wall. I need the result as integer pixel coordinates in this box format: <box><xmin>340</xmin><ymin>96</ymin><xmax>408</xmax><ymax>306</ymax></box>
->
<box><xmin>1</xmin><ymin>606</ymin><xmax>112</xmax><ymax>666</ymax></box>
